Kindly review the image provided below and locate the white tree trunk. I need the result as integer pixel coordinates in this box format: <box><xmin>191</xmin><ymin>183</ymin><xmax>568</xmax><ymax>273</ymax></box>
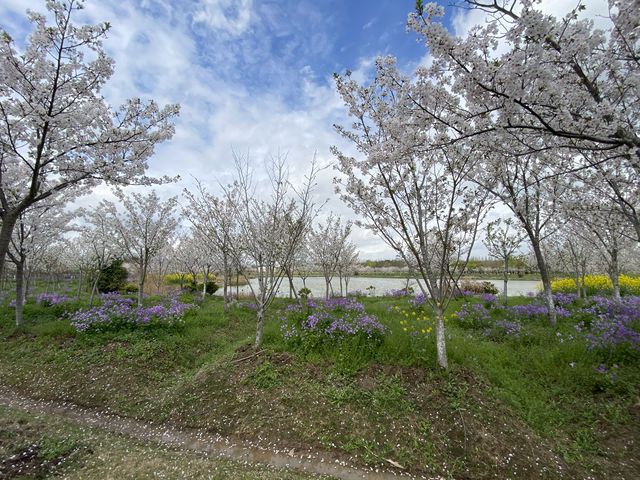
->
<box><xmin>434</xmin><ymin>305</ymin><xmax>448</xmax><ymax>370</ymax></box>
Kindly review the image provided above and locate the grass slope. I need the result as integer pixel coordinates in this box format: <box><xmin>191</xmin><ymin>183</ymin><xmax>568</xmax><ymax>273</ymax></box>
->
<box><xmin>0</xmin><ymin>293</ymin><xmax>638</xmax><ymax>479</ymax></box>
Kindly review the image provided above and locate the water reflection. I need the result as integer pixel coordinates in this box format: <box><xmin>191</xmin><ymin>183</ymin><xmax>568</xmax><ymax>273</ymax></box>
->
<box><xmin>217</xmin><ymin>277</ymin><xmax>541</xmax><ymax>298</ymax></box>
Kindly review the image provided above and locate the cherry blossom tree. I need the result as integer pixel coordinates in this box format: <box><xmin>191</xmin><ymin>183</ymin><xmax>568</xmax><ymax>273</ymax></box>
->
<box><xmin>172</xmin><ymin>234</ymin><xmax>202</xmax><ymax>290</ymax></box>
<box><xmin>309</xmin><ymin>214</ymin><xmax>352</xmax><ymax>299</ymax></box>
<box><xmin>77</xmin><ymin>206</ymin><xmax>121</xmax><ymax>306</ymax></box>
<box><xmin>182</xmin><ymin>180</ymin><xmax>239</xmax><ymax>311</ymax></box>
<box><xmin>333</xmin><ymin>64</ymin><xmax>490</xmax><ymax>369</ymax></box>
<box><xmin>0</xmin><ymin>0</ymin><xmax>179</xmax><ymax>279</ymax></box>
<box><xmin>483</xmin><ymin>217</ymin><xmax>525</xmax><ymax>304</ymax></box>
<box><xmin>561</xmin><ymin>189</ymin><xmax>632</xmax><ymax>299</ymax></box>
<box><xmin>101</xmin><ymin>190</ymin><xmax>178</xmax><ymax>305</ymax></box>
<box><xmin>408</xmin><ymin>0</ymin><xmax>639</xmax><ymax>182</ymax></box>
<box><xmin>337</xmin><ymin>239</ymin><xmax>358</xmax><ymax>296</ymax></box>
<box><xmin>8</xmin><ymin>200</ymin><xmax>71</xmax><ymax>327</ymax></box>
<box><xmin>225</xmin><ymin>152</ymin><xmax>320</xmax><ymax>347</ymax></box>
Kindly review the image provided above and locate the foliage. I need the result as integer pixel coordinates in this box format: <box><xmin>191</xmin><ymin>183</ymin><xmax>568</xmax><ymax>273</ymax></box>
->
<box><xmin>184</xmin><ymin>280</ymin><xmax>219</xmax><ymax>295</ymax></box>
<box><xmin>97</xmin><ymin>260</ymin><xmax>128</xmax><ymax>293</ymax></box>
<box><xmin>450</xmin><ymin>293</ymin><xmax>640</xmax><ymax>365</ymax></box>
<box><xmin>552</xmin><ymin>275</ymin><xmax>640</xmax><ymax>297</ymax></box>
<box><xmin>164</xmin><ymin>273</ymin><xmax>216</xmax><ymax>285</ymax></box>
<box><xmin>297</xmin><ymin>287</ymin><xmax>311</xmax><ymax>300</ymax></box>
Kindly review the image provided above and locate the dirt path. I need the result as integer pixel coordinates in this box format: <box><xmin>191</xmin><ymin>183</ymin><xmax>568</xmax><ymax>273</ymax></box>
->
<box><xmin>0</xmin><ymin>387</ymin><xmax>435</xmax><ymax>480</ymax></box>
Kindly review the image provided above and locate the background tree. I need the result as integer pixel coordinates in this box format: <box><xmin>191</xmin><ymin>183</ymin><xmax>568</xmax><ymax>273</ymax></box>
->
<box><xmin>483</xmin><ymin>217</ymin><xmax>525</xmax><ymax>304</ymax></box>
<box><xmin>309</xmin><ymin>214</ymin><xmax>352</xmax><ymax>299</ymax></box>
<box><xmin>96</xmin><ymin>259</ymin><xmax>128</xmax><ymax>294</ymax></box>
<box><xmin>183</xmin><ymin>180</ymin><xmax>238</xmax><ymax>311</ymax></box>
<box><xmin>337</xmin><ymin>239</ymin><xmax>358</xmax><ymax>295</ymax></box>
<box><xmin>7</xmin><ymin>200</ymin><xmax>70</xmax><ymax>327</ymax></box>
<box><xmin>79</xmin><ymin>207</ymin><xmax>119</xmax><ymax>305</ymax></box>
<box><xmin>225</xmin><ymin>152</ymin><xmax>320</xmax><ymax>347</ymax></box>
<box><xmin>0</xmin><ymin>0</ymin><xmax>179</xmax><ymax>279</ymax></box>
<box><xmin>102</xmin><ymin>190</ymin><xmax>178</xmax><ymax>305</ymax></box>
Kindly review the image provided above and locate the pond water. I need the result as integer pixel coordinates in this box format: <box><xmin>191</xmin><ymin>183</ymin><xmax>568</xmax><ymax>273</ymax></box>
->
<box><xmin>217</xmin><ymin>276</ymin><xmax>541</xmax><ymax>298</ymax></box>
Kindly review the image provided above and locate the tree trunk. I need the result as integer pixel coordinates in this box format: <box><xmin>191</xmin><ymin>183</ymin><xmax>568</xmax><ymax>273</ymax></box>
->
<box><xmin>503</xmin><ymin>256</ymin><xmax>509</xmax><ymax>305</ymax></box>
<box><xmin>15</xmin><ymin>259</ymin><xmax>25</xmax><ymax>328</ymax></box>
<box><xmin>0</xmin><ymin>212</ymin><xmax>19</xmax><ymax>281</ymax></box>
<box><xmin>76</xmin><ymin>270</ymin><xmax>83</xmax><ymax>298</ymax></box>
<box><xmin>138</xmin><ymin>260</ymin><xmax>146</xmax><ymax>306</ymax></box>
<box><xmin>255</xmin><ymin>305</ymin><xmax>265</xmax><ymax>347</ymax></box>
<box><xmin>433</xmin><ymin>304</ymin><xmax>448</xmax><ymax>370</ymax></box>
<box><xmin>89</xmin><ymin>275</ymin><xmax>99</xmax><ymax>306</ymax></box>
<box><xmin>609</xmin><ymin>248</ymin><xmax>620</xmax><ymax>299</ymax></box>
<box><xmin>223</xmin><ymin>256</ymin><xmax>229</xmax><ymax>312</ymax></box>
<box><xmin>531</xmin><ymin>240</ymin><xmax>557</xmax><ymax>327</ymax></box>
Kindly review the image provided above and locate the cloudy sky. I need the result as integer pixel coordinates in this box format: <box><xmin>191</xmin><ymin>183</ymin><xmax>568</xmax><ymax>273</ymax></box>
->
<box><xmin>1</xmin><ymin>0</ymin><xmax>610</xmax><ymax>259</ymax></box>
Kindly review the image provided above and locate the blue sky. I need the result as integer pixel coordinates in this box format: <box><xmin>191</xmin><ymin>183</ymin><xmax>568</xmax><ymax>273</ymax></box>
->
<box><xmin>0</xmin><ymin>0</ymin><xmax>609</xmax><ymax>259</ymax></box>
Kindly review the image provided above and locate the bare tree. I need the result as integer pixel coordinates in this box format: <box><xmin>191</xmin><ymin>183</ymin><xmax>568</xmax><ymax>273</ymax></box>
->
<box><xmin>483</xmin><ymin>217</ymin><xmax>525</xmax><ymax>304</ymax></box>
<box><xmin>225</xmin><ymin>152</ymin><xmax>321</xmax><ymax>347</ymax></box>
<box><xmin>309</xmin><ymin>214</ymin><xmax>352</xmax><ymax>299</ymax></box>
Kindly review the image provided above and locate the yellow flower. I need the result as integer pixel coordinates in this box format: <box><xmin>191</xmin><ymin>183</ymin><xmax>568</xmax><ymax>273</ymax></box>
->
<box><xmin>403</xmin><ymin>327</ymin><xmax>407</xmax><ymax>332</ymax></box>
<box><xmin>423</xmin><ymin>316</ymin><xmax>428</xmax><ymax>321</ymax></box>
<box><xmin>412</xmin><ymin>311</ymin><xmax>416</xmax><ymax>316</ymax></box>
<box><xmin>394</xmin><ymin>306</ymin><xmax>399</xmax><ymax>310</ymax></box>
<box><xmin>405</xmin><ymin>313</ymin><xmax>409</xmax><ymax>317</ymax></box>
<box><xmin>421</xmin><ymin>329</ymin><xmax>425</xmax><ymax>333</ymax></box>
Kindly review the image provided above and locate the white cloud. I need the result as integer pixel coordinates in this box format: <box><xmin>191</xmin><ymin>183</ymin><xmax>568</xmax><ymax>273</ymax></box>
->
<box><xmin>193</xmin><ymin>0</ymin><xmax>253</xmax><ymax>36</ymax></box>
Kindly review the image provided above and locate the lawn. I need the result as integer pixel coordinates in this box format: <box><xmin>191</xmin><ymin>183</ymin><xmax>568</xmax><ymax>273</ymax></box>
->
<box><xmin>0</xmin><ymin>287</ymin><xmax>638</xmax><ymax>479</ymax></box>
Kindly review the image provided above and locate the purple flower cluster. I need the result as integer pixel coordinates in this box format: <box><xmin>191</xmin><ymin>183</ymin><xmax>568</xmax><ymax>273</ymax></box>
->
<box><xmin>409</xmin><ymin>293</ymin><xmax>428</xmax><ymax>308</ymax></box>
<box><xmin>68</xmin><ymin>292</ymin><xmax>197</xmax><ymax>333</ymax></box>
<box><xmin>346</xmin><ymin>290</ymin><xmax>366</xmax><ymax>297</ymax></box>
<box><xmin>384</xmin><ymin>288</ymin><xmax>412</xmax><ymax>298</ymax></box>
<box><xmin>455</xmin><ymin>302</ymin><xmax>492</xmax><ymax>327</ymax></box>
<box><xmin>482</xmin><ymin>319</ymin><xmax>524</xmax><ymax>339</ymax></box>
<box><xmin>37</xmin><ymin>292</ymin><xmax>74</xmax><ymax>306</ymax></box>
<box><xmin>280</xmin><ymin>297</ymin><xmax>389</xmax><ymax>345</ymax></box>
<box><xmin>9</xmin><ymin>298</ymin><xmax>26</xmax><ymax>307</ymax></box>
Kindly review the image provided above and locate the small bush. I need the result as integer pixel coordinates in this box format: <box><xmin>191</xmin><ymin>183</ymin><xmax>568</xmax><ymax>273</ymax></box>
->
<box><xmin>459</xmin><ymin>280</ymin><xmax>499</xmax><ymax>295</ymax></box>
<box><xmin>97</xmin><ymin>260</ymin><xmax>128</xmax><ymax>293</ymax></box>
<box><xmin>298</xmin><ymin>287</ymin><xmax>311</xmax><ymax>300</ymax></box>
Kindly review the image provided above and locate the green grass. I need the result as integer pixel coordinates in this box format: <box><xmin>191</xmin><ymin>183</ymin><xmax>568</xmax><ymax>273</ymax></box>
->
<box><xmin>0</xmin><ymin>291</ymin><xmax>638</xmax><ymax>479</ymax></box>
<box><xmin>0</xmin><ymin>406</ymin><xmax>327</xmax><ymax>479</ymax></box>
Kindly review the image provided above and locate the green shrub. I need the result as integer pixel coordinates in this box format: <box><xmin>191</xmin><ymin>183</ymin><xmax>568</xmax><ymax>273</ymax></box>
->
<box><xmin>97</xmin><ymin>260</ymin><xmax>128</xmax><ymax>293</ymax></box>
